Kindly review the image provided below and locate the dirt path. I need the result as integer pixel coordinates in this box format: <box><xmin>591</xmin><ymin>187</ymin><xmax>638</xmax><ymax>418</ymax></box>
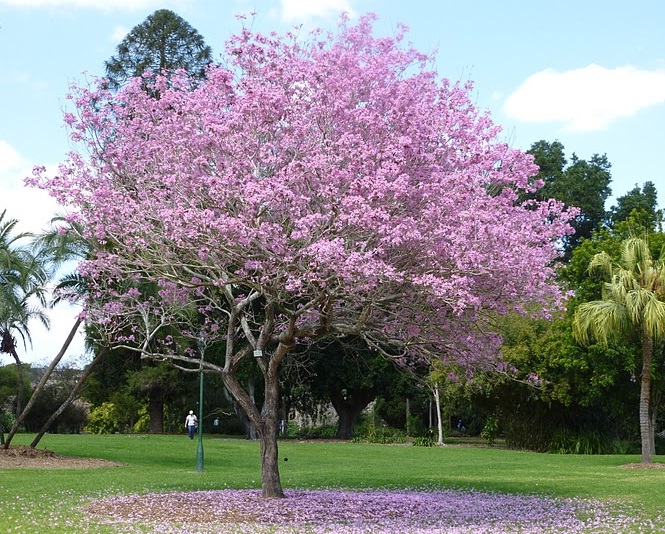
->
<box><xmin>0</xmin><ymin>445</ymin><xmax>123</xmax><ymax>468</ymax></box>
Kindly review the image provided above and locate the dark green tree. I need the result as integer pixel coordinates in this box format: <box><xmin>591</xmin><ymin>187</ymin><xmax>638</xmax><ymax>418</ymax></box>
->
<box><xmin>105</xmin><ymin>9</ymin><xmax>213</xmax><ymax>92</ymax></box>
<box><xmin>22</xmin><ymin>368</ymin><xmax>87</xmax><ymax>434</ymax></box>
<box><xmin>608</xmin><ymin>181</ymin><xmax>662</xmax><ymax>231</ymax></box>
<box><xmin>128</xmin><ymin>362</ymin><xmax>184</xmax><ymax>434</ymax></box>
<box><xmin>483</xmin><ymin>312</ymin><xmax>639</xmax><ymax>452</ymax></box>
<box><xmin>99</xmin><ymin>11</ymin><xmax>215</xmax><ymax>431</ymax></box>
<box><xmin>527</xmin><ymin>140</ymin><xmax>612</xmax><ymax>258</ymax></box>
<box><xmin>283</xmin><ymin>337</ymin><xmax>406</xmax><ymax>439</ymax></box>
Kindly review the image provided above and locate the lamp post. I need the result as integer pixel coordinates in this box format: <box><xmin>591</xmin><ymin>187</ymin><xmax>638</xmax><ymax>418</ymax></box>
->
<box><xmin>196</xmin><ymin>339</ymin><xmax>205</xmax><ymax>472</ymax></box>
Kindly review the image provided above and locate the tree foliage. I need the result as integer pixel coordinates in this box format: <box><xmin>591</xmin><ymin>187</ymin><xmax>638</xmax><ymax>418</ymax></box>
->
<box><xmin>573</xmin><ymin>236</ymin><xmax>665</xmax><ymax>463</ymax></box>
<box><xmin>608</xmin><ymin>181</ymin><xmax>662</xmax><ymax>231</ymax></box>
<box><xmin>0</xmin><ymin>210</ymin><xmax>49</xmax><ymax>418</ymax></box>
<box><xmin>105</xmin><ymin>9</ymin><xmax>213</xmax><ymax>92</ymax></box>
<box><xmin>283</xmin><ymin>337</ymin><xmax>404</xmax><ymax>439</ymax></box>
<box><xmin>527</xmin><ymin>140</ymin><xmax>612</xmax><ymax>258</ymax></box>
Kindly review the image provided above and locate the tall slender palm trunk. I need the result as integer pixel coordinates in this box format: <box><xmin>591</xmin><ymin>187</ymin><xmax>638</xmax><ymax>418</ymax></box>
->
<box><xmin>9</xmin><ymin>348</ymin><xmax>24</xmax><ymax>420</ymax></box>
<box><xmin>639</xmin><ymin>334</ymin><xmax>654</xmax><ymax>463</ymax></box>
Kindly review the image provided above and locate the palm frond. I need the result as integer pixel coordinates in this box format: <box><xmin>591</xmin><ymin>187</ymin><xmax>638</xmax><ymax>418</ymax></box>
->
<box><xmin>31</xmin><ymin>215</ymin><xmax>88</xmax><ymax>269</ymax></box>
<box><xmin>588</xmin><ymin>251</ymin><xmax>613</xmax><ymax>280</ymax></box>
<box><xmin>576</xmin><ymin>235</ymin><xmax>665</xmax><ymax>349</ymax></box>
<box><xmin>52</xmin><ymin>273</ymin><xmax>89</xmax><ymax>305</ymax></box>
<box><xmin>643</xmin><ymin>297</ymin><xmax>665</xmax><ymax>342</ymax></box>
<box><xmin>622</xmin><ymin>236</ymin><xmax>653</xmax><ymax>282</ymax></box>
<box><xmin>572</xmin><ymin>300</ymin><xmax>629</xmax><ymax>347</ymax></box>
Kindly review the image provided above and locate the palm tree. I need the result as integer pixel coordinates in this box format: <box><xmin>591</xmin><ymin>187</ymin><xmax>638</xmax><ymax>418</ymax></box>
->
<box><xmin>0</xmin><ymin>210</ymin><xmax>49</xmax><ymax>418</ymax></box>
<box><xmin>3</xmin><ymin>218</ymin><xmax>89</xmax><ymax>448</ymax></box>
<box><xmin>573</xmin><ymin>236</ymin><xmax>665</xmax><ymax>463</ymax></box>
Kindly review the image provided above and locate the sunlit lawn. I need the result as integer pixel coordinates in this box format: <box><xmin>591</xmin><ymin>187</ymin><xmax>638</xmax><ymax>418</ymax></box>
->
<box><xmin>1</xmin><ymin>433</ymin><xmax>664</xmax><ymax>532</ymax></box>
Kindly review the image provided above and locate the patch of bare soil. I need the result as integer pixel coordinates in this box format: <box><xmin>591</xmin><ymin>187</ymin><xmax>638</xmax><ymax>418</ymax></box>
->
<box><xmin>0</xmin><ymin>445</ymin><xmax>124</xmax><ymax>469</ymax></box>
<box><xmin>618</xmin><ymin>462</ymin><xmax>665</xmax><ymax>469</ymax></box>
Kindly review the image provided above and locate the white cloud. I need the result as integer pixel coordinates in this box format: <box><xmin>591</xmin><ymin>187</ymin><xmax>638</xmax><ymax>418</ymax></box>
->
<box><xmin>0</xmin><ymin>140</ymin><xmax>60</xmax><ymax>236</ymax></box>
<box><xmin>280</xmin><ymin>0</ymin><xmax>354</xmax><ymax>22</ymax></box>
<box><xmin>0</xmin><ymin>0</ymin><xmax>188</xmax><ymax>10</ymax></box>
<box><xmin>503</xmin><ymin>64</ymin><xmax>665</xmax><ymax>132</ymax></box>
<box><xmin>0</xmin><ymin>140</ymin><xmax>25</xmax><ymax>175</ymax></box>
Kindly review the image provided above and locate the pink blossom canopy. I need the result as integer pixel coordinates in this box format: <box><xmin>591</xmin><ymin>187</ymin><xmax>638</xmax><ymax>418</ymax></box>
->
<box><xmin>29</xmin><ymin>14</ymin><xmax>574</xmax><ymax>367</ymax></box>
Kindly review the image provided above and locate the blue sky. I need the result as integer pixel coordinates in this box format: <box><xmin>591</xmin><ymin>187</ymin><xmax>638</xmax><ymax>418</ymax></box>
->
<box><xmin>1</xmin><ymin>0</ymin><xmax>664</xmax><ymax>364</ymax></box>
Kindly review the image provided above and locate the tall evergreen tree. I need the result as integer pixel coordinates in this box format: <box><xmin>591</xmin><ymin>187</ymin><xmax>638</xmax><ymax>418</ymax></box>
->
<box><xmin>527</xmin><ymin>140</ymin><xmax>612</xmax><ymax>258</ymax></box>
<box><xmin>608</xmin><ymin>181</ymin><xmax>662</xmax><ymax>231</ymax></box>
<box><xmin>103</xmin><ymin>10</ymin><xmax>214</xmax><ymax>429</ymax></box>
<box><xmin>105</xmin><ymin>9</ymin><xmax>213</xmax><ymax>92</ymax></box>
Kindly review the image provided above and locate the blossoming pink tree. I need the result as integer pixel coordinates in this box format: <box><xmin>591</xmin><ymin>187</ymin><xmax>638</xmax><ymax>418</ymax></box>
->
<box><xmin>31</xmin><ymin>15</ymin><xmax>573</xmax><ymax>498</ymax></box>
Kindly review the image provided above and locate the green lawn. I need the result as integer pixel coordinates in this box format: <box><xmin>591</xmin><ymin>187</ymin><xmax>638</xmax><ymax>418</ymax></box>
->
<box><xmin>1</xmin><ymin>433</ymin><xmax>664</xmax><ymax>532</ymax></box>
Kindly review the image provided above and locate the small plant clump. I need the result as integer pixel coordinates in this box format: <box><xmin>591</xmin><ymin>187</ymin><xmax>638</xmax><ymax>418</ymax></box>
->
<box><xmin>352</xmin><ymin>423</ymin><xmax>407</xmax><ymax>444</ymax></box>
<box><xmin>481</xmin><ymin>415</ymin><xmax>500</xmax><ymax>446</ymax></box>
<box><xmin>412</xmin><ymin>435</ymin><xmax>435</xmax><ymax>447</ymax></box>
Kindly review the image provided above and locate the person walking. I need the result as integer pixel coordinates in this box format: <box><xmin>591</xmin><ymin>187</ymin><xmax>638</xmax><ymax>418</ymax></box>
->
<box><xmin>185</xmin><ymin>410</ymin><xmax>198</xmax><ymax>439</ymax></box>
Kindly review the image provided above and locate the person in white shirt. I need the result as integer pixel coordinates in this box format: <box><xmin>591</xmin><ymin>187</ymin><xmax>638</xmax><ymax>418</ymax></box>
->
<box><xmin>185</xmin><ymin>410</ymin><xmax>198</xmax><ymax>439</ymax></box>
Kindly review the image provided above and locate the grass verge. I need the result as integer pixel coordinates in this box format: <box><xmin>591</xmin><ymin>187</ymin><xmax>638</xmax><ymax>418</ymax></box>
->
<box><xmin>0</xmin><ymin>433</ymin><xmax>663</xmax><ymax>532</ymax></box>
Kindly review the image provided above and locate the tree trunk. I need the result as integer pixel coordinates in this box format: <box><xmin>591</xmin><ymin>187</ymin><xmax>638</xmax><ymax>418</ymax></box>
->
<box><xmin>258</xmin><ymin>363</ymin><xmax>283</xmax><ymax>498</ymax></box>
<box><xmin>406</xmin><ymin>397</ymin><xmax>410</xmax><ymax>437</ymax></box>
<box><xmin>30</xmin><ymin>347</ymin><xmax>108</xmax><ymax>449</ymax></box>
<box><xmin>5</xmin><ymin>318</ymin><xmax>82</xmax><ymax>448</ymax></box>
<box><xmin>335</xmin><ymin>406</ymin><xmax>356</xmax><ymax>440</ymax></box>
<box><xmin>330</xmin><ymin>388</ymin><xmax>376</xmax><ymax>440</ymax></box>
<box><xmin>433</xmin><ymin>384</ymin><xmax>444</xmax><ymax>445</ymax></box>
<box><xmin>222</xmin><ymin>385</ymin><xmax>256</xmax><ymax>440</ymax></box>
<box><xmin>640</xmin><ymin>334</ymin><xmax>653</xmax><ymax>463</ymax></box>
<box><xmin>246</xmin><ymin>377</ymin><xmax>257</xmax><ymax>440</ymax></box>
<box><xmin>221</xmin><ymin>358</ymin><xmax>284</xmax><ymax>498</ymax></box>
<box><xmin>651</xmin><ymin>404</ymin><xmax>657</xmax><ymax>457</ymax></box>
<box><xmin>148</xmin><ymin>390</ymin><xmax>164</xmax><ymax>434</ymax></box>
<box><xmin>10</xmin><ymin>349</ymin><xmax>24</xmax><ymax>420</ymax></box>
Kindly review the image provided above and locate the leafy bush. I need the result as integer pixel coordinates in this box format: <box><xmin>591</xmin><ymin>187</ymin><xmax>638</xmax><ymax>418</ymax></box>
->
<box><xmin>613</xmin><ymin>440</ymin><xmax>640</xmax><ymax>455</ymax></box>
<box><xmin>133</xmin><ymin>405</ymin><xmax>150</xmax><ymax>433</ymax></box>
<box><xmin>0</xmin><ymin>409</ymin><xmax>14</xmax><ymax>433</ymax></box>
<box><xmin>481</xmin><ymin>415</ymin><xmax>500</xmax><ymax>446</ymax></box>
<box><xmin>352</xmin><ymin>423</ymin><xmax>407</xmax><ymax>444</ymax></box>
<box><xmin>549</xmin><ymin>428</ymin><xmax>614</xmax><ymax>454</ymax></box>
<box><xmin>85</xmin><ymin>402</ymin><xmax>119</xmax><ymax>434</ymax></box>
<box><xmin>412</xmin><ymin>435</ymin><xmax>434</xmax><ymax>447</ymax></box>
<box><xmin>291</xmin><ymin>425</ymin><xmax>338</xmax><ymax>440</ymax></box>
